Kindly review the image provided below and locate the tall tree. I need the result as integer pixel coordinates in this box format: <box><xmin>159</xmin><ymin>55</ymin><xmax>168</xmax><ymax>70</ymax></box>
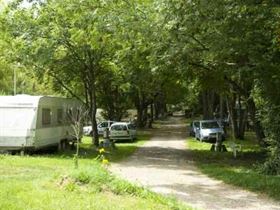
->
<box><xmin>4</xmin><ymin>0</ymin><xmax>122</xmax><ymax>146</ymax></box>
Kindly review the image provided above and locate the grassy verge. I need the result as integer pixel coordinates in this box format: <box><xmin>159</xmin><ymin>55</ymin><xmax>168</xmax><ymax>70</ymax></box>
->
<box><xmin>0</xmin><ymin>131</ymin><xmax>192</xmax><ymax>210</ymax></box>
<box><xmin>53</xmin><ymin>131</ymin><xmax>150</xmax><ymax>163</ymax></box>
<box><xmin>0</xmin><ymin>156</ymin><xmax>190</xmax><ymax>210</ymax></box>
<box><xmin>187</xmin><ymin>134</ymin><xmax>280</xmax><ymax>201</ymax></box>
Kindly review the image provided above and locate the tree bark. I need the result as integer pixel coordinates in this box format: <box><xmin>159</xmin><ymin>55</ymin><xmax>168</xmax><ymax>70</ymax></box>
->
<box><xmin>154</xmin><ymin>102</ymin><xmax>159</xmax><ymax>119</ymax></box>
<box><xmin>135</xmin><ymin>91</ymin><xmax>147</xmax><ymax>128</ymax></box>
<box><xmin>236</xmin><ymin>95</ymin><xmax>246</xmax><ymax>139</ymax></box>
<box><xmin>86</xmin><ymin>51</ymin><xmax>99</xmax><ymax>147</ymax></box>
<box><xmin>247</xmin><ymin>98</ymin><xmax>265</xmax><ymax>144</ymax></box>
<box><xmin>227</xmin><ymin>93</ymin><xmax>248</xmax><ymax>139</ymax></box>
<box><xmin>148</xmin><ymin>103</ymin><xmax>154</xmax><ymax>128</ymax></box>
<box><xmin>154</xmin><ymin>93</ymin><xmax>167</xmax><ymax>119</ymax></box>
<box><xmin>150</xmin><ymin>103</ymin><xmax>154</xmax><ymax>122</ymax></box>
<box><xmin>219</xmin><ymin>95</ymin><xmax>224</xmax><ymax>119</ymax></box>
<box><xmin>137</xmin><ymin>105</ymin><xmax>147</xmax><ymax>128</ymax></box>
<box><xmin>91</xmin><ymin>88</ymin><xmax>99</xmax><ymax>147</ymax></box>
<box><xmin>226</xmin><ymin>94</ymin><xmax>238</xmax><ymax>139</ymax></box>
<box><xmin>202</xmin><ymin>90</ymin><xmax>215</xmax><ymax>120</ymax></box>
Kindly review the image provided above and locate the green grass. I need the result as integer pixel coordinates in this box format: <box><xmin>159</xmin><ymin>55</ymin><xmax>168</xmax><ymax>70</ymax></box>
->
<box><xmin>52</xmin><ymin>131</ymin><xmax>149</xmax><ymax>163</ymax></box>
<box><xmin>0</xmin><ymin>132</ymin><xmax>191</xmax><ymax>210</ymax></box>
<box><xmin>187</xmin><ymin>134</ymin><xmax>280</xmax><ymax>201</ymax></box>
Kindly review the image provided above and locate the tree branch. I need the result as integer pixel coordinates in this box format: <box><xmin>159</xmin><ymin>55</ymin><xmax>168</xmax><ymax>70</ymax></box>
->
<box><xmin>224</xmin><ymin>76</ymin><xmax>249</xmax><ymax>98</ymax></box>
<box><xmin>48</xmin><ymin>70</ymin><xmax>86</xmax><ymax>104</ymax></box>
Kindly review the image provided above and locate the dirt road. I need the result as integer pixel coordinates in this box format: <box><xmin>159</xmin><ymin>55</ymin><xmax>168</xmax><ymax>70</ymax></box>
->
<box><xmin>110</xmin><ymin>117</ymin><xmax>280</xmax><ymax>210</ymax></box>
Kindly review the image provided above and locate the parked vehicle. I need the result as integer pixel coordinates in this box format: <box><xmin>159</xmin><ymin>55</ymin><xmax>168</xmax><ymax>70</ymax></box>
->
<box><xmin>109</xmin><ymin>122</ymin><xmax>137</xmax><ymax>142</ymax></box>
<box><xmin>98</xmin><ymin>121</ymin><xmax>116</xmax><ymax>135</ymax></box>
<box><xmin>189</xmin><ymin>121</ymin><xmax>200</xmax><ymax>137</ymax></box>
<box><xmin>83</xmin><ymin>125</ymin><xmax>92</xmax><ymax>136</ymax></box>
<box><xmin>195</xmin><ymin>120</ymin><xmax>225</xmax><ymax>142</ymax></box>
<box><xmin>83</xmin><ymin>121</ymin><xmax>116</xmax><ymax>136</ymax></box>
<box><xmin>0</xmin><ymin>95</ymin><xmax>82</xmax><ymax>151</ymax></box>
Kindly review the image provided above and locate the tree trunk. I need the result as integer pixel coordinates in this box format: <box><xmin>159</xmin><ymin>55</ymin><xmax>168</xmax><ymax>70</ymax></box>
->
<box><xmin>219</xmin><ymin>95</ymin><xmax>224</xmax><ymax>119</ymax></box>
<box><xmin>202</xmin><ymin>93</ymin><xmax>208</xmax><ymax>119</ymax></box>
<box><xmin>236</xmin><ymin>95</ymin><xmax>245</xmax><ymax>139</ymax></box>
<box><xmin>150</xmin><ymin>103</ymin><xmax>154</xmax><ymax>122</ymax></box>
<box><xmin>238</xmin><ymin>108</ymin><xmax>247</xmax><ymax>139</ymax></box>
<box><xmin>208</xmin><ymin>90</ymin><xmax>215</xmax><ymax>118</ymax></box>
<box><xmin>90</xmin><ymin>88</ymin><xmax>99</xmax><ymax>147</ymax></box>
<box><xmin>148</xmin><ymin>103</ymin><xmax>154</xmax><ymax>128</ymax></box>
<box><xmin>247</xmin><ymin>98</ymin><xmax>265</xmax><ymax>145</ymax></box>
<box><xmin>227</xmin><ymin>95</ymin><xmax>238</xmax><ymax>139</ymax></box>
<box><xmin>226</xmin><ymin>94</ymin><xmax>248</xmax><ymax>140</ymax></box>
<box><xmin>137</xmin><ymin>105</ymin><xmax>147</xmax><ymax>128</ymax></box>
<box><xmin>154</xmin><ymin>93</ymin><xmax>166</xmax><ymax>119</ymax></box>
<box><xmin>154</xmin><ymin>102</ymin><xmax>159</xmax><ymax>119</ymax></box>
<box><xmin>202</xmin><ymin>90</ymin><xmax>215</xmax><ymax>120</ymax></box>
<box><xmin>137</xmin><ymin>94</ymin><xmax>146</xmax><ymax>128</ymax></box>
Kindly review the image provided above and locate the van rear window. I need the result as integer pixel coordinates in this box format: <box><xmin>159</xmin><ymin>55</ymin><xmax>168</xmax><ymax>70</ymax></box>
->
<box><xmin>111</xmin><ymin>124</ymin><xmax>127</xmax><ymax>131</ymax></box>
<box><xmin>201</xmin><ymin>121</ymin><xmax>219</xmax><ymax>129</ymax></box>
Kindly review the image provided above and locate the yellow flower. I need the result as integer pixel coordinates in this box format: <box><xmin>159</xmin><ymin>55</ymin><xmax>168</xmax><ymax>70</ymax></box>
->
<box><xmin>102</xmin><ymin>159</ymin><xmax>109</xmax><ymax>165</ymax></box>
<box><xmin>99</xmin><ymin>148</ymin><xmax>105</xmax><ymax>154</ymax></box>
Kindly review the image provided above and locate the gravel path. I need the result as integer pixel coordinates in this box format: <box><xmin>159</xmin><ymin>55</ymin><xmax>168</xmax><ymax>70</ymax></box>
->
<box><xmin>110</xmin><ymin>117</ymin><xmax>280</xmax><ymax>210</ymax></box>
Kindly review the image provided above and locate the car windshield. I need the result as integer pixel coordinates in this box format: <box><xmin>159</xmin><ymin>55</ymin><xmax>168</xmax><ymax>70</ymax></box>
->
<box><xmin>201</xmin><ymin>121</ymin><xmax>219</xmax><ymax>129</ymax></box>
<box><xmin>111</xmin><ymin>124</ymin><xmax>127</xmax><ymax>131</ymax></box>
<box><xmin>101</xmin><ymin>122</ymin><xmax>108</xmax><ymax>127</ymax></box>
<box><xmin>194</xmin><ymin>122</ymin><xmax>199</xmax><ymax>127</ymax></box>
<box><xmin>109</xmin><ymin>121</ymin><xmax>115</xmax><ymax>126</ymax></box>
<box><xmin>127</xmin><ymin>124</ymin><xmax>136</xmax><ymax>130</ymax></box>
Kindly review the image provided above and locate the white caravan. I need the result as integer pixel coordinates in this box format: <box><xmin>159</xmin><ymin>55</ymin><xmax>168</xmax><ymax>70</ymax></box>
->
<box><xmin>0</xmin><ymin>95</ymin><xmax>82</xmax><ymax>151</ymax></box>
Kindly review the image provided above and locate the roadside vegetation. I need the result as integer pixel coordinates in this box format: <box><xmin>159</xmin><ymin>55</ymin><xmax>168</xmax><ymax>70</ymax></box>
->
<box><xmin>0</xmin><ymin>0</ymin><xmax>280</xmax><ymax>195</ymax></box>
<box><xmin>187</xmin><ymin>133</ymin><xmax>280</xmax><ymax>201</ymax></box>
<box><xmin>0</xmin><ymin>132</ymin><xmax>191</xmax><ymax>210</ymax></box>
<box><xmin>79</xmin><ymin>132</ymin><xmax>149</xmax><ymax>163</ymax></box>
<box><xmin>0</xmin><ymin>157</ymin><xmax>189</xmax><ymax>210</ymax></box>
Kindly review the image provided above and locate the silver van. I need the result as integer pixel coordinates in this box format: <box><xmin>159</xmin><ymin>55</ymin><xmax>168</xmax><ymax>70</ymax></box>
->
<box><xmin>195</xmin><ymin>120</ymin><xmax>225</xmax><ymax>142</ymax></box>
<box><xmin>109</xmin><ymin>122</ymin><xmax>137</xmax><ymax>142</ymax></box>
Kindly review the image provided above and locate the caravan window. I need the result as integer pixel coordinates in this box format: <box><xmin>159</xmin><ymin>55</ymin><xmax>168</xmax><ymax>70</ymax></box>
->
<box><xmin>42</xmin><ymin>108</ymin><xmax>51</xmax><ymax>126</ymax></box>
<box><xmin>57</xmin><ymin>109</ymin><xmax>63</xmax><ymax>124</ymax></box>
<box><xmin>66</xmin><ymin>108</ymin><xmax>73</xmax><ymax>123</ymax></box>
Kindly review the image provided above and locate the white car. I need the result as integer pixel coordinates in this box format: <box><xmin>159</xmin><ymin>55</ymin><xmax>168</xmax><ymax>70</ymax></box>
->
<box><xmin>97</xmin><ymin>121</ymin><xmax>116</xmax><ymax>135</ymax></box>
<box><xmin>83</xmin><ymin>125</ymin><xmax>92</xmax><ymax>136</ymax></box>
<box><xmin>195</xmin><ymin>120</ymin><xmax>225</xmax><ymax>142</ymax></box>
<box><xmin>109</xmin><ymin>122</ymin><xmax>137</xmax><ymax>142</ymax></box>
<box><xmin>189</xmin><ymin>121</ymin><xmax>199</xmax><ymax>136</ymax></box>
<box><xmin>83</xmin><ymin>121</ymin><xmax>116</xmax><ymax>136</ymax></box>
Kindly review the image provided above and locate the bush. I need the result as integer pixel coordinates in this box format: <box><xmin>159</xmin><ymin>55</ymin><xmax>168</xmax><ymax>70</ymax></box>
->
<box><xmin>260</xmin><ymin>104</ymin><xmax>280</xmax><ymax>175</ymax></box>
